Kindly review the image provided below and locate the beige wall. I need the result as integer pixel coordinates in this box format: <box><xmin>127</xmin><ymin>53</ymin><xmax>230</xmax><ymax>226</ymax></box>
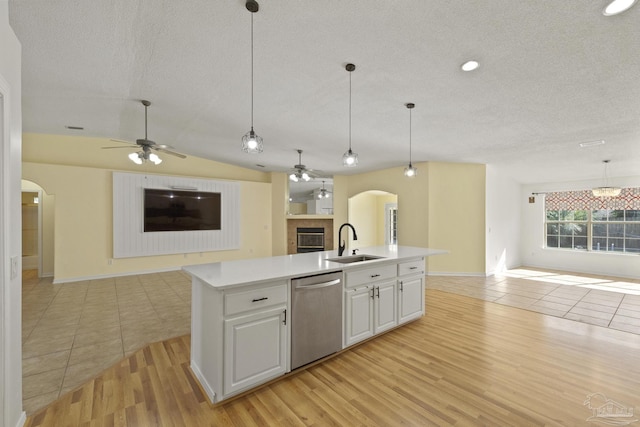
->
<box><xmin>348</xmin><ymin>192</ymin><xmax>378</xmax><ymax>248</ymax></box>
<box><xmin>23</xmin><ymin>133</ymin><xmax>487</xmax><ymax>280</ymax></box>
<box><xmin>22</xmin><ymin>133</ymin><xmax>274</xmax><ymax>282</ymax></box>
<box><xmin>348</xmin><ymin>192</ymin><xmax>397</xmax><ymax>248</ymax></box>
<box><xmin>344</xmin><ymin>162</ymin><xmax>486</xmax><ymax>274</ymax></box>
<box><xmin>270</xmin><ymin>172</ymin><xmax>288</xmax><ymax>256</ymax></box>
<box><xmin>427</xmin><ymin>162</ymin><xmax>486</xmax><ymax>274</ymax></box>
<box><xmin>22</xmin><ymin>133</ymin><xmax>270</xmax><ymax>183</ymax></box>
<box><xmin>346</xmin><ymin>164</ymin><xmax>430</xmax><ymax>248</ymax></box>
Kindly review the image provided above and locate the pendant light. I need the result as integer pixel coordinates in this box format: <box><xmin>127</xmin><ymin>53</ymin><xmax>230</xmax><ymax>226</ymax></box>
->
<box><xmin>241</xmin><ymin>0</ymin><xmax>263</xmax><ymax>154</ymax></box>
<box><xmin>404</xmin><ymin>103</ymin><xmax>417</xmax><ymax>177</ymax></box>
<box><xmin>592</xmin><ymin>160</ymin><xmax>621</xmax><ymax>197</ymax></box>
<box><xmin>343</xmin><ymin>63</ymin><xmax>358</xmax><ymax>167</ymax></box>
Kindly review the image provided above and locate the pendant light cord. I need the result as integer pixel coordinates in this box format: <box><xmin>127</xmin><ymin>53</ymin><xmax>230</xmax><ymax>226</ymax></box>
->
<box><xmin>348</xmin><ymin>70</ymin><xmax>352</xmax><ymax>151</ymax></box>
<box><xmin>250</xmin><ymin>12</ymin><xmax>254</xmax><ymax>130</ymax></box>
<box><xmin>409</xmin><ymin>107</ymin><xmax>412</xmax><ymax>165</ymax></box>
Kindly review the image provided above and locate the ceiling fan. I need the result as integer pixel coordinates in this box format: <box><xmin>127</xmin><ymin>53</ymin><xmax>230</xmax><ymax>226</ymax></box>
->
<box><xmin>318</xmin><ymin>181</ymin><xmax>332</xmax><ymax>198</ymax></box>
<box><xmin>289</xmin><ymin>149</ymin><xmax>320</xmax><ymax>182</ymax></box>
<box><xmin>102</xmin><ymin>100</ymin><xmax>187</xmax><ymax>164</ymax></box>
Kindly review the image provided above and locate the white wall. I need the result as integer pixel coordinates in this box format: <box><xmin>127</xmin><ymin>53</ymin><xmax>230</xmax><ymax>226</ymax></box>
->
<box><xmin>521</xmin><ymin>176</ymin><xmax>640</xmax><ymax>279</ymax></box>
<box><xmin>0</xmin><ymin>1</ymin><xmax>25</xmax><ymax>425</ymax></box>
<box><xmin>486</xmin><ymin>165</ymin><xmax>522</xmax><ymax>275</ymax></box>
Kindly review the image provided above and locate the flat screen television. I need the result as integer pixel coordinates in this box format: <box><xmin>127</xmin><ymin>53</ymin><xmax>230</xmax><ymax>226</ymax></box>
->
<box><xmin>143</xmin><ymin>188</ymin><xmax>221</xmax><ymax>232</ymax></box>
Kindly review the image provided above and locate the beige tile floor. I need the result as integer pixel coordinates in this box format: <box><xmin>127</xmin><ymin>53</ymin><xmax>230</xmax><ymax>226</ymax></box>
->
<box><xmin>427</xmin><ymin>267</ymin><xmax>640</xmax><ymax>334</ymax></box>
<box><xmin>21</xmin><ymin>269</ymin><xmax>191</xmax><ymax>414</ymax></box>
<box><xmin>21</xmin><ymin>266</ymin><xmax>640</xmax><ymax>415</ymax></box>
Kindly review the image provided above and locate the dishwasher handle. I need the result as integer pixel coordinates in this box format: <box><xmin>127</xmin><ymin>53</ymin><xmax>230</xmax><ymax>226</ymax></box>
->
<box><xmin>294</xmin><ymin>278</ymin><xmax>341</xmax><ymax>290</ymax></box>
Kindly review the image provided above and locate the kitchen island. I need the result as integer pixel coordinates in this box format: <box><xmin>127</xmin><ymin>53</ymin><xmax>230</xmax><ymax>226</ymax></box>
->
<box><xmin>183</xmin><ymin>245</ymin><xmax>446</xmax><ymax>403</ymax></box>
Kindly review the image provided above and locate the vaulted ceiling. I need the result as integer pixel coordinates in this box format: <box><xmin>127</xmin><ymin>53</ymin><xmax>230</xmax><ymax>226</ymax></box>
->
<box><xmin>9</xmin><ymin>0</ymin><xmax>640</xmax><ymax>184</ymax></box>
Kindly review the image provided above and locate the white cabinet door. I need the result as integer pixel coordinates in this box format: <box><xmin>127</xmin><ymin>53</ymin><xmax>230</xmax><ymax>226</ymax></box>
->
<box><xmin>224</xmin><ymin>306</ymin><xmax>287</xmax><ymax>396</ymax></box>
<box><xmin>374</xmin><ymin>281</ymin><xmax>397</xmax><ymax>333</ymax></box>
<box><xmin>398</xmin><ymin>276</ymin><xmax>424</xmax><ymax>324</ymax></box>
<box><xmin>344</xmin><ymin>287</ymin><xmax>374</xmax><ymax>347</ymax></box>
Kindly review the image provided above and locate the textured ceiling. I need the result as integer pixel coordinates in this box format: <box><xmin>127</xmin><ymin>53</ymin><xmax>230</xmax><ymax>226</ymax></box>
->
<box><xmin>8</xmin><ymin>0</ymin><xmax>640</xmax><ymax>184</ymax></box>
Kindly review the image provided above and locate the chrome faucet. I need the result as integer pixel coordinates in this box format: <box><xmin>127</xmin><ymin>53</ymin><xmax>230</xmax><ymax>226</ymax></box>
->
<box><xmin>338</xmin><ymin>223</ymin><xmax>358</xmax><ymax>256</ymax></box>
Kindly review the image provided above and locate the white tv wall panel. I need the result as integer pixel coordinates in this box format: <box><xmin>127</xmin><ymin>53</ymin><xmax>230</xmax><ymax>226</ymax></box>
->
<box><xmin>113</xmin><ymin>172</ymin><xmax>240</xmax><ymax>258</ymax></box>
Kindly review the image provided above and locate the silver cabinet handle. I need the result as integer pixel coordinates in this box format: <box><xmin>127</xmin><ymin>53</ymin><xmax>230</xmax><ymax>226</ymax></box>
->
<box><xmin>409</xmin><ymin>266</ymin><xmax>418</xmax><ymax>270</ymax></box>
<box><xmin>296</xmin><ymin>279</ymin><xmax>341</xmax><ymax>290</ymax></box>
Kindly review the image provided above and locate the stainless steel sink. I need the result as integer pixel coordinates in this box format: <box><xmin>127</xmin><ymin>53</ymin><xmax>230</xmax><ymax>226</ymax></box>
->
<box><xmin>326</xmin><ymin>254</ymin><xmax>386</xmax><ymax>264</ymax></box>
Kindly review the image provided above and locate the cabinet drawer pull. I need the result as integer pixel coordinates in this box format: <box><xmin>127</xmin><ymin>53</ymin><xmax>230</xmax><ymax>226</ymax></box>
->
<box><xmin>370</xmin><ymin>274</ymin><xmax>380</xmax><ymax>278</ymax></box>
<box><xmin>252</xmin><ymin>297</ymin><xmax>268</xmax><ymax>302</ymax></box>
<box><xmin>409</xmin><ymin>266</ymin><xmax>418</xmax><ymax>270</ymax></box>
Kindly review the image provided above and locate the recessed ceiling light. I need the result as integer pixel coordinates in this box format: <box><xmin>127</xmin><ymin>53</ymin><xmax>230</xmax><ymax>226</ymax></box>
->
<box><xmin>579</xmin><ymin>140</ymin><xmax>605</xmax><ymax>148</ymax></box>
<box><xmin>461</xmin><ymin>60</ymin><xmax>479</xmax><ymax>72</ymax></box>
<box><xmin>603</xmin><ymin>0</ymin><xmax>637</xmax><ymax>16</ymax></box>
<box><xmin>65</xmin><ymin>125</ymin><xmax>84</xmax><ymax>130</ymax></box>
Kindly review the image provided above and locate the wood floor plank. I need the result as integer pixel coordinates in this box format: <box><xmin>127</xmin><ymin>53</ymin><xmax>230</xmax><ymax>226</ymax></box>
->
<box><xmin>25</xmin><ymin>292</ymin><xmax>640</xmax><ymax>426</ymax></box>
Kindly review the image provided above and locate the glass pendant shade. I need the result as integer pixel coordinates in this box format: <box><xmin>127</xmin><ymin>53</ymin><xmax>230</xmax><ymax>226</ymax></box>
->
<box><xmin>343</xmin><ymin>148</ymin><xmax>358</xmax><ymax>167</ymax></box>
<box><xmin>128</xmin><ymin>152</ymin><xmax>142</xmax><ymax>165</ymax></box>
<box><xmin>242</xmin><ymin>128</ymin><xmax>263</xmax><ymax>153</ymax></box>
<box><xmin>148</xmin><ymin>153</ymin><xmax>162</xmax><ymax>165</ymax></box>
<box><xmin>592</xmin><ymin>187</ymin><xmax>621</xmax><ymax>197</ymax></box>
<box><xmin>592</xmin><ymin>160</ymin><xmax>620</xmax><ymax>197</ymax></box>
<box><xmin>404</xmin><ymin>164</ymin><xmax>417</xmax><ymax>177</ymax></box>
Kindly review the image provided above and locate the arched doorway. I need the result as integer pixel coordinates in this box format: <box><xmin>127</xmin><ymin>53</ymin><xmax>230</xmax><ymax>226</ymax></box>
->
<box><xmin>347</xmin><ymin>190</ymin><xmax>398</xmax><ymax>248</ymax></box>
<box><xmin>21</xmin><ymin>180</ymin><xmax>54</xmax><ymax>278</ymax></box>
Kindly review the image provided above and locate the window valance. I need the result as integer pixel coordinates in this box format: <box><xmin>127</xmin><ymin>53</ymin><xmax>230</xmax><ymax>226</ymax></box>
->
<box><xmin>544</xmin><ymin>188</ymin><xmax>640</xmax><ymax>211</ymax></box>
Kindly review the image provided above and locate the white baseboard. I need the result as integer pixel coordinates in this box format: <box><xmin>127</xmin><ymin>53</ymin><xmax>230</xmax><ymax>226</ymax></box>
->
<box><xmin>427</xmin><ymin>271</ymin><xmax>488</xmax><ymax>277</ymax></box>
<box><xmin>14</xmin><ymin>411</ymin><xmax>26</xmax><ymax>427</ymax></box>
<box><xmin>190</xmin><ymin>361</ymin><xmax>216</xmax><ymax>404</ymax></box>
<box><xmin>52</xmin><ymin>266</ymin><xmax>183</xmax><ymax>284</ymax></box>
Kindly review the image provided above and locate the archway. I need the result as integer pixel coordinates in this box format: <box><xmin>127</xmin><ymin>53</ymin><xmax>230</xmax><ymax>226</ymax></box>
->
<box><xmin>347</xmin><ymin>190</ymin><xmax>398</xmax><ymax>249</ymax></box>
<box><xmin>21</xmin><ymin>180</ymin><xmax>55</xmax><ymax>278</ymax></box>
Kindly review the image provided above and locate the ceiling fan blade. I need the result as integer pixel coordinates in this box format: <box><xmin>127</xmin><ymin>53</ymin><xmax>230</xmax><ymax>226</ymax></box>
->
<box><xmin>109</xmin><ymin>138</ymin><xmax>133</xmax><ymax>144</ymax></box>
<box><xmin>101</xmin><ymin>146</ymin><xmax>137</xmax><ymax>149</ymax></box>
<box><xmin>155</xmin><ymin>143</ymin><xmax>176</xmax><ymax>150</ymax></box>
<box><xmin>154</xmin><ymin>147</ymin><xmax>187</xmax><ymax>159</ymax></box>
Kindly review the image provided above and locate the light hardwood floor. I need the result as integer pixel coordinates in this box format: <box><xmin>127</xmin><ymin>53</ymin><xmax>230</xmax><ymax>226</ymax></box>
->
<box><xmin>24</xmin><ymin>289</ymin><xmax>640</xmax><ymax>426</ymax></box>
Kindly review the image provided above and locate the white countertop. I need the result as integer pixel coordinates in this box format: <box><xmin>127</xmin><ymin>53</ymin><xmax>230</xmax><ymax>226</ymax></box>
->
<box><xmin>183</xmin><ymin>245</ymin><xmax>447</xmax><ymax>289</ymax></box>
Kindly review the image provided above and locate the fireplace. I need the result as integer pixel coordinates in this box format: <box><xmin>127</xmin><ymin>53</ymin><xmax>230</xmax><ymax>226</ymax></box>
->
<box><xmin>296</xmin><ymin>227</ymin><xmax>325</xmax><ymax>253</ymax></box>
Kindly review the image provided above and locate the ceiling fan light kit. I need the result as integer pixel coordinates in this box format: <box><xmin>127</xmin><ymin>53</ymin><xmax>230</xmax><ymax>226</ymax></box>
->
<box><xmin>241</xmin><ymin>0</ymin><xmax>264</xmax><ymax>154</ymax></box>
<box><xmin>343</xmin><ymin>63</ymin><xmax>358</xmax><ymax>167</ymax></box>
<box><xmin>289</xmin><ymin>149</ymin><xmax>313</xmax><ymax>182</ymax></box>
<box><xmin>102</xmin><ymin>99</ymin><xmax>186</xmax><ymax>165</ymax></box>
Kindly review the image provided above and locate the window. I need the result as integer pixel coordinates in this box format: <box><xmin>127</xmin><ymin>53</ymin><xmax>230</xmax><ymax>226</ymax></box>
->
<box><xmin>544</xmin><ymin>189</ymin><xmax>640</xmax><ymax>254</ymax></box>
<box><xmin>385</xmin><ymin>203</ymin><xmax>398</xmax><ymax>245</ymax></box>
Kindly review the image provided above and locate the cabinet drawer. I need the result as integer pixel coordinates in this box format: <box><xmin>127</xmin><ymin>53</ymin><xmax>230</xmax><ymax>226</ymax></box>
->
<box><xmin>345</xmin><ymin>264</ymin><xmax>396</xmax><ymax>288</ymax></box>
<box><xmin>224</xmin><ymin>282</ymin><xmax>288</xmax><ymax>316</ymax></box>
<box><xmin>398</xmin><ymin>258</ymin><xmax>425</xmax><ymax>276</ymax></box>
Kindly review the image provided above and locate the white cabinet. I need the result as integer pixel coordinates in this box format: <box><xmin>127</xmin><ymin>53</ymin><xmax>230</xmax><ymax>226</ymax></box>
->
<box><xmin>190</xmin><ymin>279</ymin><xmax>289</xmax><ymax>403</ymax></box>
<box><xmin>398</xmin><ymin>276</ymin><xmax>424</xmax><ymax>324</ymax></box>
<box><xmin>374</xmin><ymin>280</ymin><xmax>397</xmax><ymax>333</ymax></box>
<box><xmin>397</xmin><ymin>258</ymin><xmax>425</xmax><ymax>324</ymax></box>
<box><xmin>224</xmin><ymin>306</ymin><xmax>287</xmax><ymax>395</ymax></box>
<box><xmin>344</xmin><ymin>286</ymin><xmax>374</xmax><ymax>346</ymax></box>
<box><xmin>344</xmin><ymin>275</ymin><xmax>397</xmax><ymax>347</ymax></box>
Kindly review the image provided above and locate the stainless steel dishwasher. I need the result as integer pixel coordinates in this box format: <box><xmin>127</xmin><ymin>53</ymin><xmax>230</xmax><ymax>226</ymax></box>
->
<box><xmin>291</xmin><ymin>271</ymin><xmax>343</xmax><ymax>370</ymax></box>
